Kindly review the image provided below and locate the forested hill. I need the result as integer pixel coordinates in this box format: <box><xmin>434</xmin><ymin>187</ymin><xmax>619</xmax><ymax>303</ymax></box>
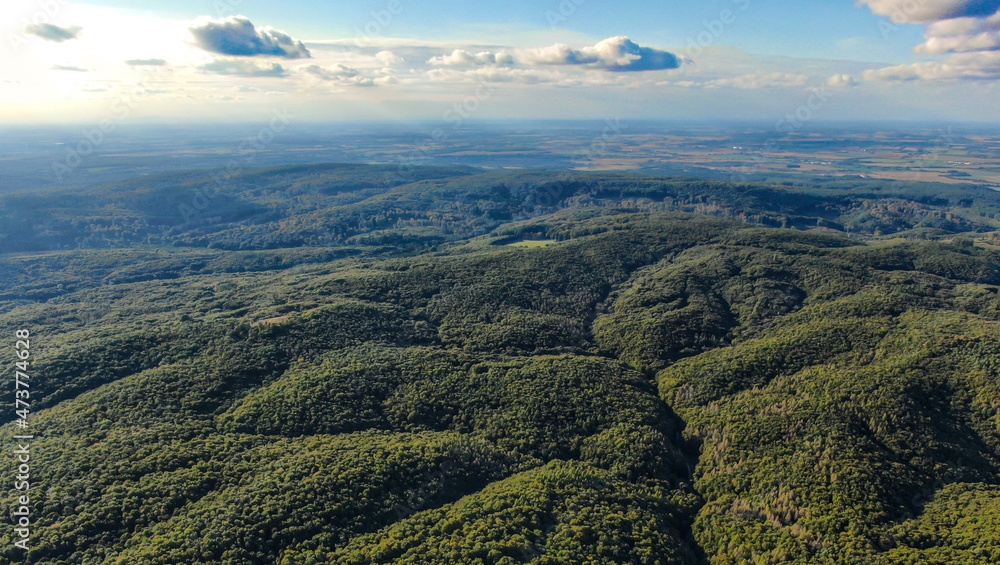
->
<box><xmin>1</xmin><ymin>165</ymin><xmax>1000</xmax><ymax>564</ymax></box>
<box><xmin>3</xmin><ymin>163</ymin><xmax>1000</xmax><ymax>254</ymax></box>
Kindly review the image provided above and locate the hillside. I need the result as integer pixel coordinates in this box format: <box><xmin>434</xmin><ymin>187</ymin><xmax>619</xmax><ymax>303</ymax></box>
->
<box><xmin>3</xmin><ymin>163</ymin><xmax>1000</xmax><ymax>255</ymax></box>
<box><xmin>1</xmin><ymin>165</ymin><xmax>999</xmax><ymax>564</ymax></box>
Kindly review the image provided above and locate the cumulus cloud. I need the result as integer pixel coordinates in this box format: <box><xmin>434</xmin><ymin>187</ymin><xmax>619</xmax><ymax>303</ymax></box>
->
<box><xmin>375</xmin><ymin>50</ymin><xmax>405</xmax><ymax>66</ymax></box>
<box><xmin>917</xmin><ymin>31</ymin><xmax>1000</xmax><ymax>52</ymax></box>
<box><xmin>859</xmin><ymin>0</ymin><xmax>1000</xmax><ymax>23</ymax></box>
<box><xmin>428</xmin><ymin>49</ymin><xmax>515</xmax><ymax>67</ymax></box>
<box><xmin>196</xmin><ymin>59</ymin><xmax>287</xmax><ymax>77</ymax></box>
<box><xmin>188</xmin><ymin>16</ymin><xmax>310</xmax><ymax>58</ymax></box>
<box><xmin>519</xmin><ymin>36</ymin><xmax>681</xmax><ymax>72</ymax></box>
<box><xmin>827</xmin><ymin>73</ymin><xmax>858</xmax><ymax>87</ymax></box>
<box><xmin>125</xmin><ymin>58</ymin><xmax>168</xmax><ymax>66</ymax></box>
<box><xmin>25</xmin><ymin>23</ymin><xmax>81</xmax><ymax>42</ymax></box>
<box><xmin>916</xmin><ymin>12</ymin><xmax>1000</xmax><ymax>53</ymax></box>
<box><xmin>421</xmin><ymin>37</ymin><xmax>679</xmax><ymax>72</ymax></box>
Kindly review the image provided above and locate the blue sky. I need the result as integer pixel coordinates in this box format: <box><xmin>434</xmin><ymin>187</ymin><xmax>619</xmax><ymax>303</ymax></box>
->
<box><xmin>2</xmin><ymin>0</ymin><xmax>998</xmax><ymax>122</ymax></box>
<box><xmin>76</xmin><ymin>0</ymin><xmax>929</xmax><ymax>61</ymax></box>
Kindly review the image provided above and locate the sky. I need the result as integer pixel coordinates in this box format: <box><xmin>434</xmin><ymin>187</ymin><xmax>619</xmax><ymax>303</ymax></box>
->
<box><xmin>1</xmin><ymin>0</ymin><xmax>999</xmax><ymax>124</ymax></box>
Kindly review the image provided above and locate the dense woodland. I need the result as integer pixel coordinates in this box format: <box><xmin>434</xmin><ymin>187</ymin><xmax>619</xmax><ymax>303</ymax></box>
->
<box><xmin>2</xmin><ymin>164</ymin><xmax>1000</xmax><ymax>564</ymax></box>
<box><xmin>3</xmin><ymin>163</ymin><xmax>1000</xmax><ymax>254</ymax></box>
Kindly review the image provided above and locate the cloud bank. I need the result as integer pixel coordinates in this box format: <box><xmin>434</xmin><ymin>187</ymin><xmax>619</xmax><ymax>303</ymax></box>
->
<box><xmin>302</xmin><ymin>64</ymin><xmax>381</xmax><ymax>87</ymax></box>
<box><xmin>865</xmin><ymin>50</ymin><xmax>1000</xmax><ymax>80</ymax></box>
<box><xmin>197</xmin><ymin>59</ymin><xmax>288</xmax><ymax>77</ymax></box>
<box><xmin>423</xmin><ymin>37</ymin><xmax>681</xmax><ymax>73</ymax></box>
<box><xmin>860</xmin><ymin>0</ymin><xmax>1000</xmax><ymax>80</ymax></box>
<box><xmin>304</xmin><ymin>63</ymin><xmax>359</xmax><ymax>79</ymax></box>
<box><xmin>189</xmin><ymin>16</ymin><xmax>311</xmax><ymax>59</ymax></box>
<box><xmin>125</xmin><ymin>58</ymin><xmax>168</xmax><ymax>67</ymax></box>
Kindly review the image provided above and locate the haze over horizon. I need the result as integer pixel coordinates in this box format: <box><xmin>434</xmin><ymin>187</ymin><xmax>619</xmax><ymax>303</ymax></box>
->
<box><xmin>3</xmin><ymin>0</ymin><xmax>1000</xmax><ymax>124</ymax></box>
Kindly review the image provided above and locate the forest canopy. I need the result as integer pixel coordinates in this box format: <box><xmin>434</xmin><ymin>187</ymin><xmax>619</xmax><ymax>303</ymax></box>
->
<box><xmin>2</xmin><ymin>164</ymin><xmax>999</xmax><ymax>564</ymax></box>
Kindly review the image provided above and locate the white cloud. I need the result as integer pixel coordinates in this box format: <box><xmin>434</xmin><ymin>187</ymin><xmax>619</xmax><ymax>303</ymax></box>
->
<box><xmin>188</xmin><ymin>16</ymin><xmax>311</xmax><ymax>59</ymax></box>
<box><xmin>864</xmin><ymin>50</ymin><xmax>1000</xmax><ymax>80</ymax></box>
<box><xmin>827</xmin><ymin>73</ymin><xmax>858</xmax><ymax>87</ymax></box>
<box><xmin>917</xmin><ymin>31</ymin><xmax>1000</xmax><ymax>52</ymax></box>
<box><xmin>428</xmin><ymin>49</ymin><xmax>514</xmax><ymax>67</ymax></box>
<box><xmin>519</xmin><ymin>36</ymin><xmax>682</xmax><ymax>72</ymax></box>
<box><xmin>375</xmin><ymin>50</ymin><xmax>405</xmax><ymax>66</ymax></box>
<box><xmin>420</xmin><ymin>37</ymin><xmax>681</xmax><ymax>73</ymax></box>
<box><xmin>916</xmin><ymin>12</ymin><xmax>1000</xmax><ymax>53</ymax></box>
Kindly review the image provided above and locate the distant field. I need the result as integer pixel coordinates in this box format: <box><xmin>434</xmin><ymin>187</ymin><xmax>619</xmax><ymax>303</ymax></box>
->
<box><xmin>5</xmin><ymin>123</ymin><xmax>1000</xmax><ymax>193</ymax></box>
